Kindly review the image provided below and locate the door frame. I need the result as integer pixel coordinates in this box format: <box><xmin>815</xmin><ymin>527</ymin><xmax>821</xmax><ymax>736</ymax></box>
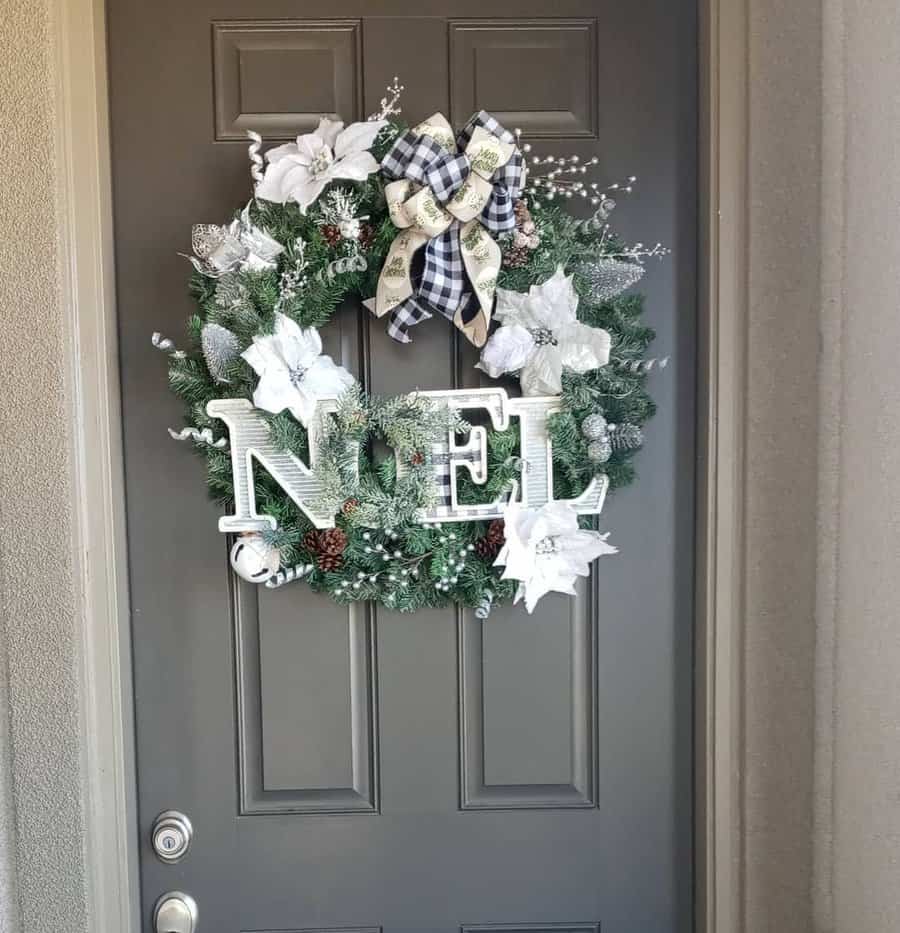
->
<box><xmin>55</xmin><ymin>0</ymin><xmax>748</xmax><ymax>929</ymax></box>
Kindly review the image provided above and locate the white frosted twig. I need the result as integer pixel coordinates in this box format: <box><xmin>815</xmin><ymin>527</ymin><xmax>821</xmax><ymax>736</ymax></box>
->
<box><xmin>367</xmin><ymin>76</ymin><xmax>404</xmax><ymax>121</ymax></box>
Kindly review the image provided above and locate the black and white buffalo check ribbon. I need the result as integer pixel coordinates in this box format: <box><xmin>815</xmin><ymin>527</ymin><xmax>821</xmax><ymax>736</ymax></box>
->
<box><xmin>372</xmin><ymin>111</ymin><xmax>525</xmax><ymax>347</ymax></box>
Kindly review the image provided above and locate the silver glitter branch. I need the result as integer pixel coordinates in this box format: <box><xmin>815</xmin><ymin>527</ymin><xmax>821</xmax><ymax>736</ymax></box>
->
<box><xmin>168</xmin><ymin>426</ymin><xmax>229</xmax><ymax>449</ymax></box>
<box><xmin>265</xmin><ymin>563</ymin><xmax>315</xmax><ymax>589</ymax></box>
<box><xmin>368</xmin><ymin>77</ymin><xmax>404</xmax><ymax>121</ymax></box>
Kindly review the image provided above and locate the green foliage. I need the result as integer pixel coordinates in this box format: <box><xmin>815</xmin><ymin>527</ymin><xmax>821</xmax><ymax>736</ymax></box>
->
<box><xmin>157</xmin><ymin>119</ymin><xmax>663</xmax><ymax>612</ymax></box>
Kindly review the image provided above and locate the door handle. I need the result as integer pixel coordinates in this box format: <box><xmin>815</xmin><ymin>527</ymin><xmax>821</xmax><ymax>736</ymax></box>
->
<box><xmin>154</xmin><ymin>892</ymin><xmax>198</xmax><ymax>933</ymax></box>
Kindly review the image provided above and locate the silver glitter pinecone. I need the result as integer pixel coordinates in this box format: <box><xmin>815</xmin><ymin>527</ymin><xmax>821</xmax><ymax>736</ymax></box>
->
<box><xmin>201</xmin><ymin>323</ymin><xmax>240</xmax><ymax>383</ymax></box>
<box><xmin>587</xmin><ymin>438</ymin><xmax>613</xmax><ymax>464</ymax></box>
<box><xmin>610</xmin><ymin>423</ymin><xmax>645</xmax><ymax>452</ymax></box>
<box><xmin>581</xmin><ymin>412</ymin><xmax>609</xmax><ymax>441</ymax></box>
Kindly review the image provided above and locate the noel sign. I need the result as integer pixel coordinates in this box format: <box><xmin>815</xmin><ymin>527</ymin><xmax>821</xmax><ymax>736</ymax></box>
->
<box><xmin>208</xmin><ymin>389</ymin><xmax>609</xmax><ymax>533</ymax></box>
<box><xmin>155</xmin><ymin>82</ymin><xmax>664</xmax><ymax>614</ymax></box>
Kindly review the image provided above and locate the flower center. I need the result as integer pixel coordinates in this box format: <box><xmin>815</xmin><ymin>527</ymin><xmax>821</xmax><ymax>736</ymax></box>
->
<box><xmin>529</xmin><ymin>327</ymin><xmax>558</xmax><ymax>347</ymax></box>
<box><xmin>535</xmin><ymin>535</ymin><xmax>559</xmax><ymax>555</ymax></box>
<box><xmin>309</xmin><ymin>147</ymin><xmax>334</xmax><ymax>178</ymax></box>
<box><xmin>288</xmin><ymin>364</ymin><xmax>309</xmax><ymax>389</ymax></box>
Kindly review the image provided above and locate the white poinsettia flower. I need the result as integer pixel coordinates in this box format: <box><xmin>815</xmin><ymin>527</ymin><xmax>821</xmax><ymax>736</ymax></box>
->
<box><xmin>187</xmin><ymin>204</ymin><xmax>284</xmax><ymax>277</ymax></box>
<box><xmin>241</xmin><ymin>313</ymin><xmax>355</xmax><ymax>427</ymax></box>
<box><xmin>494</xmin><ymin>498</ymin><xmax>618</xmax><ymax>613</ymax></box>
<box><xmin>255</xmin><ymin>117</ymin><xmax>387</xmax><ymax>212</ymax></box>
<box><xmin>477</xmin><ymin>266</ymin><xmax>611</xmax><ymax>396</ymax></box>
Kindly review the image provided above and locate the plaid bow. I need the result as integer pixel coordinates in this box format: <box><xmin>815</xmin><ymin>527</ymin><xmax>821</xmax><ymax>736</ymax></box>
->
<box><xmin>372</xmin><ymin>111</ymin><xmax>526</xmax><ymax>346</ymax></box>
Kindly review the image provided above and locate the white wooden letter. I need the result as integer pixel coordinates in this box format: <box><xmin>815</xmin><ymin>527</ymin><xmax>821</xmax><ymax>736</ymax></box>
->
<box><xmin>207</xmin><ymin>398</ymin><xmax>338</xmax><ymax>531</ymax></box>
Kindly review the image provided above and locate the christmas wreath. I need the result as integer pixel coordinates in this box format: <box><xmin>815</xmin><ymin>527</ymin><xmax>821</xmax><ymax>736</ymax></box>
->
<box><xmin>154</xmin><ymin>80</ymin><xmax>668</xmax><ymax>615</ymax></box>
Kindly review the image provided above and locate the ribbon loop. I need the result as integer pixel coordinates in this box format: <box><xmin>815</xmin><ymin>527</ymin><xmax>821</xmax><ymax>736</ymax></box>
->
<box><xmin>372</xmin><ymin>111</ymin><xmax>526</xmax><ymax>347</ymax></box>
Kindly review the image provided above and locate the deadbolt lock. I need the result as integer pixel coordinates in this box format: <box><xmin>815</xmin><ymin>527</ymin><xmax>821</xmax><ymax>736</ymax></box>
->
<box><xmin>151</xmin><ymin>811</ymin><xmax>193</xmax><ymax>863</ymax></box>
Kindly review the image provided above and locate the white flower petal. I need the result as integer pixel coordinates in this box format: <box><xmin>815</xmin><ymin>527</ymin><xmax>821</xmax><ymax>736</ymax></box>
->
<box><xmin>265</xmin><ymin>142</ymin><xmax>301</xmax><ymax>165</ymax></box>
<box><xmin>334</xmin><ymin>120</ymin><xmax>386</xmax><ymax>158</ymax></box>
<box><xmin>287</xmin><ymin>387</ymin><xmax>319</xmax><ymax>427</ymax></box>
<box><xmin>476</xmin><ymin>324</ymin><xmax>536</xmax><ymax>378</ymax></box>
<box><xmin>255</xmin><ymin>157</ymin><xmax>305</xmax><ymax>204</ymax></box>
<box><xmin>330</xmin><ymin>150</ymin><xmax>380</xmax><ymax>182</ymax></box>
<box><xmin>315</xmin><ymin>117</ymin><xmax>344</xmax><ymax>150</ymax></box>
<box><xmin>289</xmin><ymin>176</ymin><xmax>328</xmax><ymax>212</ymax></box>
<box><xmin>520</xmin><ymin>346</ymin><xmax>563</xmax><ymax>396</ymax></box>
<box><xmin>251</xmin><ymin>368</ymin><xmax>296</xmax><ymax>416</ymax></box>
<box><xmin>296</xmin><ymin>131</ymin><xmax>329</xmax><ymax>165</ymax></box>
<box><xmin>557</xmin><ymin>321</ymin><xmax>611</xmax><ymax>372</ymax></box>
<box><xmin>302</xmin><ymin>355</ymin><xmax>356</xmax><ymax>399</ymax></box>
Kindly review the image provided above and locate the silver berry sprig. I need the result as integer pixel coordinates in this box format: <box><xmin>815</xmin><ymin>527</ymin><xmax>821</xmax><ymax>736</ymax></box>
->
<box><xmin>368</xmin><ymin>76</ymin><xmax>404</xmax><ymax>121</ymax></box>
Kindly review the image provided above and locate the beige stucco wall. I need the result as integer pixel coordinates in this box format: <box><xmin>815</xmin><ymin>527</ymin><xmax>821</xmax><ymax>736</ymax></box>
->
<box><xmin>0</xmin><ymin>1</ymin><xmax>89</xmax><ymax>932</ymax></box>
<box><xmin>824</xmin><ymin>1</ymin><xmax>900</xmax><ymax>930</ymax></box>
<box><xmin>1</xmin><ymin>0</ymin><xmax>898</xmax><ymax>931</ymax></box>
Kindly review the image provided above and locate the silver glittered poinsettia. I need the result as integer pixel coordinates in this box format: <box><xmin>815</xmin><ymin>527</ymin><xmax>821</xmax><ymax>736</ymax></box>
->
<box><xmin>188</xmin><ymin>204</ymin><xmax>284</xmax><ymax>278</ymax></box>
<box><xmin>494</xmin><ymin>498</ymin><xmax>618</xmax><ymax>613</ymax></box>
<box><xmin>476</xmin><ymin>266</ymin><xmax>611</xmax><ymax>396</ymax></box>
<box><xmin>255</xmin><ymin>117</ymin><xmax>387</xmax><ymax>213</ymax></box>
<box><xmin>241</xmin><ymin>314</ymin><xmax>355</xmax><ymax>427</ymax></box>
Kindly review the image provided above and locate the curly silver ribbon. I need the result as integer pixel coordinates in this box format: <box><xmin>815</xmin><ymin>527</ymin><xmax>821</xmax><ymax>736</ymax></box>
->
<box><xmin>317</xmin><ymin>253</ymin><xmax>368</xmax><ymax>283</ymax></box>
<box><xmin>246</xmin><ymin>130</ymin><xmax>264</xmax><ymax>187</ymax></box>
<box><xmin>475</xmin><ymin>589</ymin><xmax>495</xmax><ymax>620</ymax></box>
<box><xmin>167</xmin><ymin>426</ymin><xmax>228</xmax><ymax>449</ymax></box>
<box><xmin>265</xmin><ymin>562</ymin><xmax>315</xmax><ymax>589</ymax></box>
<box><xmin>617</xmin><ymin>356</ymin><xmax>669</xmax><ymax>374</ymax></box>
<box><xmin>151</xmin><ymin>331</ymin><xmax>186</xmax><ymax>358</ymax></box>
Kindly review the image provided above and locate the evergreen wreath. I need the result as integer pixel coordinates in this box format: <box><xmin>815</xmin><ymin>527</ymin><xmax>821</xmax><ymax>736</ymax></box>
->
<box><xmin>154</xmin><ymin>81</ymin><xmax>668</xmax><ymax>616</ymax></box>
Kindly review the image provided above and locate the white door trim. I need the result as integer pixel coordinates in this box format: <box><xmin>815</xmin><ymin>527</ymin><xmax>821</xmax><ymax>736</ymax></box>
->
<box><xmin>54</xmin><ymin>0</ymin><xmax>748</xmax><ymax>929</ymax></box>
<box><xmin>52</xmin><ymin>0</ymin><xmax>141</xmax><ymax>929</ymax></box>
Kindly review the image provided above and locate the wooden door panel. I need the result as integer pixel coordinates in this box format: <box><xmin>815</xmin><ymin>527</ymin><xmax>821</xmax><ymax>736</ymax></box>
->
<box><xmin>109</xmin><ymin>0</ymin><xmax>696</xmax><ymax>929</ymax></box>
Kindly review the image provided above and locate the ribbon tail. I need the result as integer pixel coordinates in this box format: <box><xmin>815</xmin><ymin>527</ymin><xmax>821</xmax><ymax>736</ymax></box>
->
<box><xmin>387</xmin><ymin>296</ymin><xmax>433</xmax><ymax>344</ymax></box>
<box><xmin>374</xmin><ymin>229</ymin><xmax>430</xmax><ymax>318</ymax></box>
<box><xmin>456</xmin><ymin>220</ymin><xmax>501</xmax><ymax>348</ymax></box>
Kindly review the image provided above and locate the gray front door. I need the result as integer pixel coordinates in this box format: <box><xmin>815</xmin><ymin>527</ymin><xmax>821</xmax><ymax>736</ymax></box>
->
<box><xmin>108</xmin><ymin>2</ymin><xmax>697</xmax><ymax>931</ymax></box>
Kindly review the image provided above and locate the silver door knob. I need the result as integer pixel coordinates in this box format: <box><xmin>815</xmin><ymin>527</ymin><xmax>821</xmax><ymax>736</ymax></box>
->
<box><xmin>154</xmin><ymin>892</ymin><xmax>198</xmax><ymax>933</ymax></box>
<box><xmin>151</xmin><ymin>811</ymin><xmax>193</xmax><ymax>863</ymax></box>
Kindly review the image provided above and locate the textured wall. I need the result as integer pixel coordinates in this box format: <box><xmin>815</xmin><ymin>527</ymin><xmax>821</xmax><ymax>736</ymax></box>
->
<box><xmin>0</xmin><ymin>1</ymin><xmax>89</xmax><ymax>932</ymax></box>
<box><xmin>825</xmin><ymin>0</ymin><xmax>900</xmax><ymax>930</ymax></box>
<box><xmin>743</xmin><ymin>0</ymin><xmax>821</xmax><ymax>928</ymax></box>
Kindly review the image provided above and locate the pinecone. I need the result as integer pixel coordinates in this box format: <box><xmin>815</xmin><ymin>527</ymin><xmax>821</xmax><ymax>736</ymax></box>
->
<box><xmin>358</xmin><ymin>222</ymin><xmax>376</xmax><ymax>250</ymax></box>
<box><xmin>302</xmin><ymin>529</ymin><xmax>322</xmax><ymax>555</ymax></box>
<box><xmin>475</xmin><ymin>519</ymin><xmax>505</xmax><ymax>558</ymax></box>
<box><xmin>502</xmin><ymin>244</ymin><xmax>530</xmax><ymax>269</ymax></box>
<box><xmin>342</xmin><ymin>497</ymin><xmax>360</xmax><ymax>516</ymax></box>
<box><xmin>513</xmin><ymin>199</ymin><xmax>531</xmax><ymax>224</ymax></box>
<box><xmin>318</xmin><ymin>527</ymin><xmax>347</xmax><ymax>556</ymax></box>
<box><xmin>409</xmin><ymin>451</ymin><xmax>425</xmax><ymax>466</ymax></box>
<box><xmin>321</xmin><ymin>223</ymin><xmax>342</xmax><ymax>248</ymax></box>
<box><xmin>303</xmin><ymin>527</ymin><xmax>348</xmax><ymax>570</ymax></box>
<box><xmin>316</xmin><ymin>551</ymin><xmax>344</xmax><ymax>572</ymax></box>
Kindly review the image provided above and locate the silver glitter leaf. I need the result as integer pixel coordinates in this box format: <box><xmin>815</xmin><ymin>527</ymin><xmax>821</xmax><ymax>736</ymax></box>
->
<box><xmin>580</xmin><ymin>258</ymin><xmax>645</xmax><ymax>302</ymax></box>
